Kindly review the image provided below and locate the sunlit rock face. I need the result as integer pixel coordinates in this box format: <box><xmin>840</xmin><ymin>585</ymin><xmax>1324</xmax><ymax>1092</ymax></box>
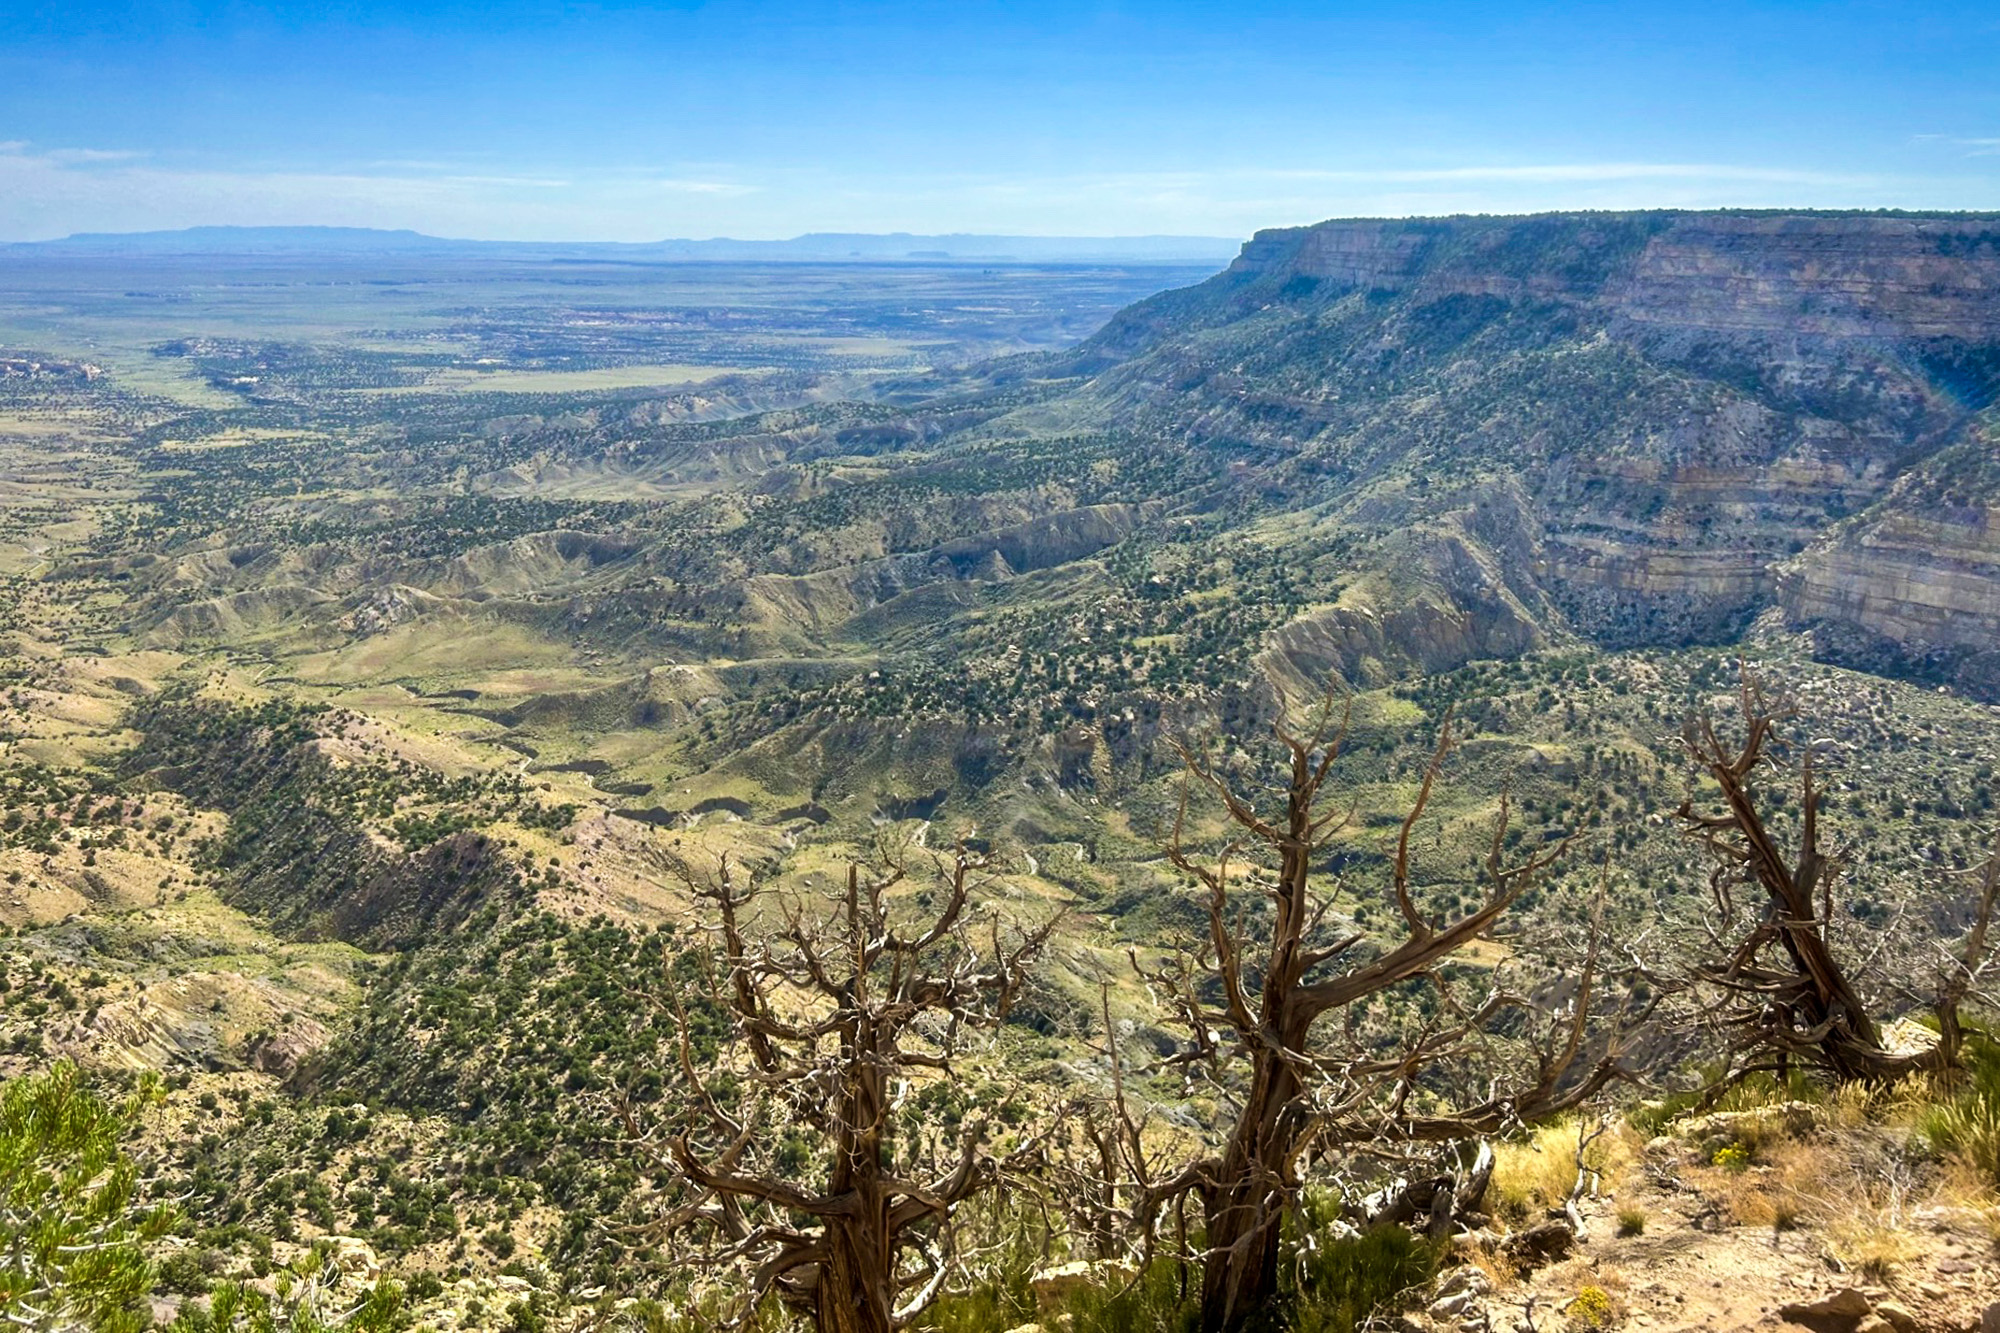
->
<box><xmin>1779</xmin><ymin>437</ymin><xmax>2000</xmax><ymax>698</ymax></box>
<box><xmin>1056</xmin><ymin>212</ymin><xmax>2000</xmax><ymax>691</ymax></box>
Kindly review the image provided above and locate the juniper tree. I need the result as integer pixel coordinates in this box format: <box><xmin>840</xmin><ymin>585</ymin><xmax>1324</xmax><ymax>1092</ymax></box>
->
<box><xmin>624</xmin><ymin>843</ymin><xmax>1061</xmax><ymax>1333</ymax></box>
<box><xmin>1102</xmin><ymin>706</ymin><xmax>1627</xmax><ymax>1332</ymax></box>
<box><xmin>0</xmin><ymin>1062</ymin><xmax>173</xmax><ymax>1333</ymax></box>
<box><xmin>1675</xmin><ymin>677</ymin><xmax>2000</xmax><ymax>1085</ymax></box>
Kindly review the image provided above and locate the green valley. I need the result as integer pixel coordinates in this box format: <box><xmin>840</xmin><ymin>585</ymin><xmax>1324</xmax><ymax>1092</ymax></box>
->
<box><xmin>4</xmin><ymin>214</ymin><xmax>2000</xmax><ymax>1333</ymax></box>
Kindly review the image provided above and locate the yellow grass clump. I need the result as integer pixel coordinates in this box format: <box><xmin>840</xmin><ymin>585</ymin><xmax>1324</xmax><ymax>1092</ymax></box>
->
<box><xmin>1490</xmin><ymin>1117</ymin><xmax>1637</xmax><ymax>1222</ymax></box>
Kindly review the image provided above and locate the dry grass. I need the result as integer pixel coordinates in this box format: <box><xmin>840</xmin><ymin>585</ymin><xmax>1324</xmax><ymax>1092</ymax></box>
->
<box><xmin>1823</xmin><ymin>1071</ymin><xmax>1946</xmax><ymax>1132</ymax></box>
<box><xmin>1538</xmin><ymin>1260</ymin><xmax>1630</xmax><ymax>1330</ymax></box>
<box><xmin>1669</xmin><ymin>1041</ymin><xmax>2000</xmax><ymax>1281</ymax></box>
<box><xmin>1450</xmin><ymin>1238</ymin><xmax>1519</xmax><ymax>1299</ymax></box>
<box><xmin>1692</xmin><ymin>1128</ymin><xmax>1935</xmax><ymax>1276</ymax></box>
<box><xmin>1491</xmin><ymin>1116</ymin><xmax>1639</xmax><ymax>1223</ymax></box>
<box><xmin>1933</xmin><ymin>1157</ymin><xmax>2000</xmax><ymax>1227</ymax></box>
<box><xmin>1826</xmin><ymin>1216</ymin><xmax>1927</xmax><ymax>1280</ymax></box>
<box><xmin>1718</xmin><ymin>1175</ymin><xmax>1802</xmax><ymax>1231</ymax></box>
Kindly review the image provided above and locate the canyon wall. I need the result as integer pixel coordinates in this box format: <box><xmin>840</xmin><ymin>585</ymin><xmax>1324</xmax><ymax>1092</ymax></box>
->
<box><xmin>1072</xmin><ymin>211</ymin><xmax>2000</xmax><ymax>692</ymax></box>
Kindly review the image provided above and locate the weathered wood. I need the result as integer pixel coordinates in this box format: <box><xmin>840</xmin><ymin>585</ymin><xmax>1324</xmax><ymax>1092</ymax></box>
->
<box><xmin>629</xmin><ymin>846</ymin><xmax>1058</xmax><ymax>1332</ymax></box>
<box><xmin>1676</xmin><ymin>677</ymin><xmax>1997</xmax><ymax>1085</ymax></box>
<box><xmin>1126</xmin><ymin>702</ymin><xmax>1627</xmax><ymax>1331</ymax></box>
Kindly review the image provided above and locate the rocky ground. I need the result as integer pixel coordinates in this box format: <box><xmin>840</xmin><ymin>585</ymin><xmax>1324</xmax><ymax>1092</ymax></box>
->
<box><xmin>1415</xmin><ymin>1102</ymin><xmax>2000</xmax><ymax>1333</ymax></box>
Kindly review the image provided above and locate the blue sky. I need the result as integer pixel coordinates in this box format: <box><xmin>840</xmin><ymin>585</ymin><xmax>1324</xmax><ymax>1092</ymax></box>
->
<box><xmin>3</xmin><ymin>0</ymin><xmax>1998</xmax><ymax>241</ymax></box>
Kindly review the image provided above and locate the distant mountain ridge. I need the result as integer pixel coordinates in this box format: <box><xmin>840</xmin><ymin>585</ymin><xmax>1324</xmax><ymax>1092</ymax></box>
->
<box><xmin>4</xmin><ymin>224</ymin><xmax>1241</xmax><ymax>263</ymax></box>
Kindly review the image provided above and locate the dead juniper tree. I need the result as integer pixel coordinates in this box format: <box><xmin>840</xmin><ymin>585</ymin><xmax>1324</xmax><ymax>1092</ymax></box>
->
<box><xmin>1100</xmin><ymin>704</ymin><xmax>1626</xmax><ymax>1332</ymax></box>
<box><xmin>619</xmin><ymin>842</ymin><xmax>1061</xmax><ymax>1333</ymax></box>
<box><xmin>1676</xmin><ymin>676</ymin><xmax>2000</xmax><ymax>1085</ymax></box>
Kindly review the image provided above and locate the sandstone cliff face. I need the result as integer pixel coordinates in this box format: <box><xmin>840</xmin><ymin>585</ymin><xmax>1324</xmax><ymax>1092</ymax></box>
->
<box><xmin>1779</xmin><ymin>433</ymin><xmax>2000</xmax><ymax>696</ymax></box>
<box><xmin>1227</xmin><ymin>213</ymin><xmax>2000</xmax><ymax>341</ymax></box>
<box><xmin>1062</xmin><ymin>211</ymin><xmax>2000</xmax><ymax>692</ymax></box>
<box><xmin>1614</xmin><ymin>215</ymin><xmax>2000</xmax><ymax>340</ymax></box>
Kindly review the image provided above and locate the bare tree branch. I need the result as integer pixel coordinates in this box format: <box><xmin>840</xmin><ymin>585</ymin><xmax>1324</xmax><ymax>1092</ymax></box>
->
<box><xmin>621</xmin><ymin>838</ymin><xmax>1061</xmax><ymax>1333</ymax></box>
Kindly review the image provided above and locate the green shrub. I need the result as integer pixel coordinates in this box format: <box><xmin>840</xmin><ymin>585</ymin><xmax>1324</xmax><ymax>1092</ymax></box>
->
<box><xmin>920</xmin><ymin>1196</ymin><xmax>1442</xmax><ymax>1333</ymax></box>
<box><xmin>1628</xmin><ymin>1061</ymin><xmax>1826</xmax><ymax>1140</ymax></box>
<box><xmin>1065</xmin><ymin>1257</ymin><xmax>1199</xmax><ymax>1333</ymax></box>
<box><xmin>167</xmin><ymin>1255</ymin><xmax>408</xmax><ymax>1333</ymax></box>
<box><xmin>0</xmin><ymin>1062</ymin><xmax>175</xmax><ymax>1333</ymax></box>
<box><xmin>1918</xmin><ymin>1036</ymin><xmax>2000</xmax><ymax>1180</ymax></box>
<box><xmin>1279</xmin><ymin>1203</ymin><xmax>1441</xmax><ymax>1333</ymax></box>
<box><xmin>921</xmin><ymin>1227</ymin><xmax>1040</xmax><ymax>1333</ymax></box>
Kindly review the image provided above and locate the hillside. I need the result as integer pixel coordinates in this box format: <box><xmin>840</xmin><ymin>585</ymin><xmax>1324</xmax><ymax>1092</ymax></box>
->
<box><xmin>2</xmin><ymin>216</ymin><xmax>1999</xmax><ymax>1332</ymax></box>
<box><xmin>83</xmin><ymin>211</ymin><xmax>2000</xmax><ymax>831</ymax></box>
<box><xmin>1031</xmin><ymin>211</ymin><xmax>2000</xmax><ymax>692</ymax></box>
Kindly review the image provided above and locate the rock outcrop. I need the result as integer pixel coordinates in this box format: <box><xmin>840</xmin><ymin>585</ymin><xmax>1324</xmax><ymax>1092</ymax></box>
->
<box><xmin>1780</xmin><ymin>433</ymin><xmax>2000</xmax><ymax>696</ymax></box>
<box><xmin>1057</xmin><ymin>211</ymin><xmax>2000</xmax><ymax>691</ymax></box>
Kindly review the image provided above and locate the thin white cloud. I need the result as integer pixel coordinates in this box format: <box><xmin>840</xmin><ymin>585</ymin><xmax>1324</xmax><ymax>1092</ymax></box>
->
<box><xmin>0</xmin><ymin>145</ymin><xmax>766</xmax><ymax>240</ymax></box>
<box><xmin>0</xmin><ymin>142</ymin><xmax>1994</xmax><ymax>242</ymax></box>
<box><xmin>1257</xmin><ymin>162</ymin><xmax>1903</xmax><ymax>187</ymax></box>
<box><xmin>45</xmin><ymin>147</ymin><xmax>145</xmax><ymax>164</ymax></box>
<box><xmin>652</xmin><ymin>179</ymin><xmax>758</xmax><ymax>196</ymax></box>
<box><xmin>361</xmin><ymin>158</ymin><xmax>469</xmax><ymax>171</ymax></box>
<box><xmin>1909</xmin><ymin>134</ymin><xmax>2000</xmax><ymax>159</ymax></box>
<box><xmin>438</xmin><ymin>174</ymin><xmax>574</xmax><ymax>189</ymax></box>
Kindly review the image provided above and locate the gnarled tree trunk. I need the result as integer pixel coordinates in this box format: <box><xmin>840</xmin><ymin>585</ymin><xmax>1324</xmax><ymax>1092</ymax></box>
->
<box><xmin>1198</xmin><ymin>1009</ymin><xmax>1312</xmax><ymax>1327</ymax></box>
<box><xmin>1677</xmin><ymin>678</ymin><xmax>1999</xmax><ymax>1085</ymax></box>
<box><xmin>1129</xmin><ymin>708</ymin><xmax>1623</xmax><ymax>1333</ymax></box>
<box><xmin>630</xmin><ymin>848</ymin><xmax>1059</xmax><ymax>1333</ymax></box>
<box><xmin>814</xmin><ymin>1007</ymin><xmax>894</xmax><ymax>1333</ymax></box>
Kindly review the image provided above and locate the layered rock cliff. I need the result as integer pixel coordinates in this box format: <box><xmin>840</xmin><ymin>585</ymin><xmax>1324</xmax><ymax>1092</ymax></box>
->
<box><xmin>1050</xmin><ymin>211</ymin><xmax>2000</xmax><ymax>693</ymax></box>
<box><xmin>1780</xmin><ymin>430</ymin><xmax>2000</xmax><ymax>697</ymax></box>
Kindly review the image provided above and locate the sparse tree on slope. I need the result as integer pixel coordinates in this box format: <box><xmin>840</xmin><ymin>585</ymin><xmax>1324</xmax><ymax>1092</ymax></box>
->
<box><xmin>166</xmin><ymin>1251</ymin><xmax>407</xmax><ymax>1333</ymax></box>
<box><xmin>1111</xmin><ymin>706</ymin><xmax>1627</xmax><ymax>1332</ymax></box>
<box><xmin>0</xmin><ymin>1063</ymin><xmax>407</xmax><ymax>1333</ymax></box>
<box><xmin>623</xmin><ymin>843</ymin><xmax>1060</xmax><ymax>1333</ymax></box>
<box><xmin>1676</xmin><ymin>677</ymin><xmax>2000</xmax><ymax>1085</ymax></box>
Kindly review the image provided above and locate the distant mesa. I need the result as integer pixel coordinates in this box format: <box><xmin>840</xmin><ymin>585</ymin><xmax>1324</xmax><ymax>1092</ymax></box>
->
<box><xmin>3</xmin><ymin>225</ymin><xmax>1242</xmax><ymax>265</ymax></box>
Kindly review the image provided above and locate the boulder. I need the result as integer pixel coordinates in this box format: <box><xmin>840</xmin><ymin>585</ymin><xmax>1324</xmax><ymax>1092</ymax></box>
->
<box><xmin>1427</xmin><ymin>1289</ymin><xmax>1478</xmax><ymax>1321</ymax></box>
<box><xmin>1869</xmin><ymin>1302</ymin><xmax>1916</xmax><ymax>1333</ymax></box>
<box><xmin>1781</xmin><ymin>1289</ymin><xmax>1871</xmax><ymax>1319</ymax></box>
<box><xmin>244</xmin><ymin>1021</ymin><xmax>328</xmax><ymax>1078</ymax></box>
<box><xmin>1677</xmin><ymin>1100</ymin><xmax>1820</xmax><ymax>1153</ymax></box>
<box><xmin>1642</xmin><ymin>1134</ymin><xmax>1681</xmax><ymax>1159</ymax></box>
<box><xmin>1778</xmin><ymin>1288</ymin><xmax>1873</xmax><ymax>1332</ymax></box>
<box><xmin>321</xmin><ymin>1236</ymin><xmax>381</xmax><ymax>1287</ymax></box>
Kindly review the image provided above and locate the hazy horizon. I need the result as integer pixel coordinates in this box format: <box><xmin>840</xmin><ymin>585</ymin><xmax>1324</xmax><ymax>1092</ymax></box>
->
<box><xmin>5</xmin><ymin>223</ymin><xmax>1245</xmax><ymax>250</ymax></box>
